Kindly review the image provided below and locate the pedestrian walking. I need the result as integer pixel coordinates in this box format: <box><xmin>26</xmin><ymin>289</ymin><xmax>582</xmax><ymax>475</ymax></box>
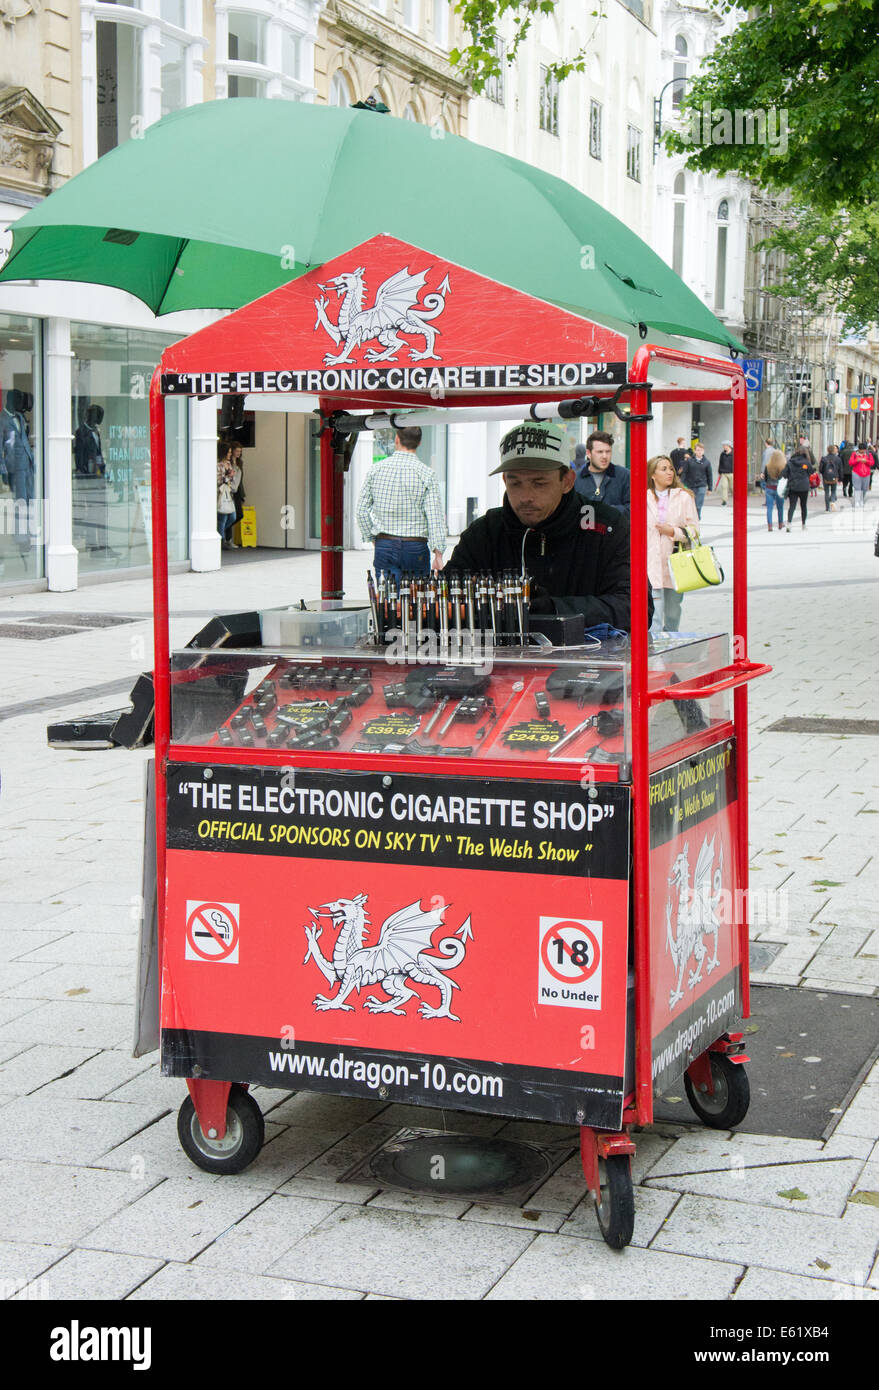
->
<box><xmin>356</xmin><ymin>426</ymin><xmax>446</xmax><ymax>582</ymax></box>
<box><xmin>679</xmin><ymin>442</ymin><xmax>712</xmax><ymax>517</ymax></box>
<box><xmin>646</xmin><ymin>454</ymin><xmax>700</xmax><ymax>633</ymax></box>
<box><xmin>840</xmin><ymin>439</ymin><xmax>855</xmax><ymax>499</ymax></box>
<box><xmin>762</xmin><ymin>448</ymin><xmax>786</xmax><ymax>531</ymax></box>
<box><xmin>228</xmin><ymin>441</ymin><xmax>246</xmax><ymax>545</ymax></box>
<box><xmin>217</xmin><ymin>441</ymin><xmax>237</xmax><ymax>549</ymax></box>
<box><xmin>716</xmin><ymin>440</ymin><xmax>734</xmax><ymax>505</ymax></box>
<box><xmin>782</xmin><ymin>444</ymin><xmax>812</xmax><ymax>531</ymax></box>
<box><xmin>850</xmin><ymin>444</ymin><xmax>873</xmax><ymax>509</ymax></box>
<box><xmin>669</xmin><ymin>436</ymin><xmax>692</xmax><ymax>475</ymax></box>
<box><xmin>819</xmin><ymin>445</ymin><xmax>841</xmax><ymax>511</ymax></box>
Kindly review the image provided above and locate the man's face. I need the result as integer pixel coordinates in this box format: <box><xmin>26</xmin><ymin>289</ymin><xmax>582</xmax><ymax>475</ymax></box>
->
<box><xmin>694</xmin><ymin>445</ymin><xmax>704</xmax><ymax>457</ymax></box>
<box><xmin>587</xmin><ymin>441</ymin><xmax>613</xmax><ymax>473</ymax></box>
<box><xmin>503</xmin><ymin>468</ymin><xmax>574</xmax><ymax>525</ymax></box>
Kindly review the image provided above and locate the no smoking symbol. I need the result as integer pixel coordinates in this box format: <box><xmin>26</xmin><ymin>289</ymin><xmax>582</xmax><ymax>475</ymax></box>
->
<box><xmin>185</xmin><ymin>901</ymin><xmax>239</xmax><ymax>963</ymax></box>
<box><xmin>540</xmin><ymin>920</ymin><xmax>600</xmax><ymax>985</ymax></box>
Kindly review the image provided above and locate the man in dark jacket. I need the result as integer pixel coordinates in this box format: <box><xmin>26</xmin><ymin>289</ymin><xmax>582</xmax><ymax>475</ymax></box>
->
<box><xmin>447</xmin><ymin>422</ymin><xmax>640</xmax><ymax>632</ymax></box>
<box><xmin>818</xmin><ymin>446</ymin><xmax>841</xmax><ymax>511</ymax></box>
<box><xmin>680</xmin><ymin>443</ymin><xmax>713</xmax><ymax>516</ymax></box>
<box><xmin>573</xmin><ymin>429</ymin><xmax>630</xmax><ymax>512</ymax></box>
<box><xmin>669</xmin><ymin>437</ymin><xmax>692</xmax><ymax>475</ymax></box>
<box><xmin>782</xmin><ymin>446</ymin><xmax>812</xmax><ymax>530</ymax></box>
<box><xmin>839</xmin><ymin>439</ymin><xmax>855</xmax><ymax>498</ymax></box>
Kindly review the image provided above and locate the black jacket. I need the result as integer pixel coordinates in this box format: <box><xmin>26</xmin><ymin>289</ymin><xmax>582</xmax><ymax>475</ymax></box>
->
<box><xmin>680</xmin><ymin>455</ymin><xmax>713</xmax><ymax>491</ymax></box>
<box><xmin>574</xmin><ymin>460</ymin><xmax>631</xmax><ymax>511</ymax></box>
<box><xmin>819</xmin><ymin>453</ymin><xmax>841</xmax><ymax>483</ymax></box>
<box><xmin>783</xmin><ymin>452</ymin><xmax>812</xmax><ymax>492</ymax></box>
<box><xmin>670</xmin><ymin>447</ymin><xmax>692</xmax><ymax>474</ymax></box>
<box><xmin>447</xmin><ymin>489</ymin><xmax>640</xmax><ymax>631</ymax></box>
<box><xmin>717</xmin><ymin>448</ymin><xmax>734</xmax><ymax>475</ymax></box>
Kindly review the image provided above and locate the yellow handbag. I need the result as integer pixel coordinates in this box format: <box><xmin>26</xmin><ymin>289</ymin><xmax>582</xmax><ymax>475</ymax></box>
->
<box><xmin>667</xmin><ymin>526</ymin><xmax>725</xmax><ymax>593</ymax></box>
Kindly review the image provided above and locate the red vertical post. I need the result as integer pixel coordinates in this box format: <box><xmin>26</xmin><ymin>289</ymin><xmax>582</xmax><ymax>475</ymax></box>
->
<box><xmin>627</xmin><ymin>355</ymin><xmax>653</xmax><ymax>1127</ymax></box>
<box><xmin>319</xmin><ymin>400</ymin><xmax>345</xmax><ymax>603</ymax></box>
<box><xmin>732</xmin><ymin>381</ymin><xmax>750</xmax><ymax>1016</ymax></box>
<box><xmin>149</xmin><ymin>370</ymin><xmax>170</xmax><ymax>982</ymax></box>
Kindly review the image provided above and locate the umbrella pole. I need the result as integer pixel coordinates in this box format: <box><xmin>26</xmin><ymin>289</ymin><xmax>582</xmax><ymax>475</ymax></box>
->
<box><xmin>319</xmin><ymin>398</ymin><xmax>345</xmax><ymax>604</ymax></box>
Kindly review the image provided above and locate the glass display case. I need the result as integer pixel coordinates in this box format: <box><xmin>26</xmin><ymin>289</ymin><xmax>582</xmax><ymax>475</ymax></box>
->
<box><xmin>169</xmin><ymin>631</ymin><xmax>731</xmax><ymax>771</ymax></box>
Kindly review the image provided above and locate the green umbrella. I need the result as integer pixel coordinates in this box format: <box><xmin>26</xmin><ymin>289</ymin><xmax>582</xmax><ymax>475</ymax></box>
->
<box><xmin>0</xmin><ymin>99</ymin><xmax>742</xmax><ymax>350</ymax></box>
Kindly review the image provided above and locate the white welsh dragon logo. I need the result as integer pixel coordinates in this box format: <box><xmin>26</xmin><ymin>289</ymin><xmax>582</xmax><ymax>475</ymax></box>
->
<box><xmin>313</xmin><ymin>264</ymin><xmax>451</xmax><ymax>365</ymax></box>
<box><xmin>665</xmin><ymin>836</ymin><xmax>724</xmax><ymax>1010</ymax></box>
<box><xmin>303</xmin><ymin>893</ymin><xmax>471</xmax><ymax>1021</ymax></box>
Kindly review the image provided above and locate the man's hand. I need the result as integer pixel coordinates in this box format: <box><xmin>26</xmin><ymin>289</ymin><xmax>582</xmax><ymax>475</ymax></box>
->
<box><xmin>432</xmin><ymin>549</ymin><xmax>444</xmax><ymax>572</ymax></box>
<box><xmin>528</xmin><ymin>583</ymin><xmax>554</xmax><ymax>615</ymax></box>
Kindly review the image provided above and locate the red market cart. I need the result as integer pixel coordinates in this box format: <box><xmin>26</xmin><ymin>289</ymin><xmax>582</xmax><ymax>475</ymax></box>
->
<box><xmin>146</xmin><ymin>234</ymin><xmax>770</xmax><ymax>1247</ymax></box>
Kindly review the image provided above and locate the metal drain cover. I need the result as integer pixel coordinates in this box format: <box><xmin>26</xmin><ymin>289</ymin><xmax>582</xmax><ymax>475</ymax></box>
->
<box><xmin>340</xmin><ymin>1127</ymin><xmax>575</xmax><ymax>1205</ymax></box>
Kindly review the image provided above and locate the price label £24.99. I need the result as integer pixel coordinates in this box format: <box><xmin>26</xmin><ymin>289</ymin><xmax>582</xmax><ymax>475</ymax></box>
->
<box><xmin>538</xmin><ymin>916</ymin><xmax>603</xmax><ymax>1009</ymax></box>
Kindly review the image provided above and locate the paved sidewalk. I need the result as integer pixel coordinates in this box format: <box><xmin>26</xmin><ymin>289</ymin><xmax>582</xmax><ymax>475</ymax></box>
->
<box><xmin>0</xmin><ymin>492</ymin><xmax>877</xmax><ymax>1301</ymax></box>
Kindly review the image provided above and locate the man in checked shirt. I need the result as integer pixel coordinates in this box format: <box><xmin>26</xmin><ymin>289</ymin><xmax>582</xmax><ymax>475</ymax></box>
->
<box><xmin>356</xmin><ymin>425</ymin><xmax>447</xmax><ymax>581</ymax></box>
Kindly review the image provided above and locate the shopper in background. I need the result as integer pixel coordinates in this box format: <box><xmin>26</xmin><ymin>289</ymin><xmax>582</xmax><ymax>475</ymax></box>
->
<box><xmin>670</xmin><ymin>437</ymin><xmax>692</xmax><ymax>475</ymax></box>
<box><xmin>818</xmin><ymin>444</ymin><xmax>841</xmax><ymax>512</ymax></box>
<box><xmin>762</xmin><ymin>448</ymin><xmax>786</xmax><ymax>531</ymax></box>
<box><xmin>217</xmin><ymin>441</ymin><xmax>236</xmax><ymax>549</ymax></box>
<box><xmin>679</xmin><ymin>442</ymin><xmax>712</xmax><ymax>518</ymax></box>
<box><xmin>228</xmin><ymin>441</ymin><xmax>246</xmax><ymax>546</ymax></box>
<box><xmin>782</xmin><ymin>442</ymin><xmax>812</xmax><ymax>531</ymax></box>
<box><xmin>573</xmin><ymin>429</ymin><xmax>631</xmax><ymax>511</ymax></box>
<box><xmin>850</xmin><ymin>443</ymin><xmax>873</xmax><ymax>508</ymax></box>
<box><xmin>839</xmin><ymin>439</ymin><xmax>855</xmax><ymax>499</ymax></box>
<box><xmin>716</xmin><ymin>440</ymin><xmax>734</xmax><ymax>505</ymax></box>
<box><xmin>646</xmin><ymin>454</ymin><xmax>699</xmax><ymax>633</ymax></box>
<box><xmin>356</xmin><ymin>425</ymin><xmax>446</xmax><ymax>581</ymax></box>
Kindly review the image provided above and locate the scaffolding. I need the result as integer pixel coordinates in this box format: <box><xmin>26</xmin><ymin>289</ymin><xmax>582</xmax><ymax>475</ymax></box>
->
<box><xmin>743</xmin><ymin>190</ymin><xmax>839</xmax><ymax>470</ymax></box>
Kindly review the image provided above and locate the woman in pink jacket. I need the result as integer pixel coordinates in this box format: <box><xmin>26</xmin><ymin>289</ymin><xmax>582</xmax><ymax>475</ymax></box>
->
<box><xmin>647</xmin><ymin>454</ymin><xmax>700</xmax><ymax>633</ymax></box>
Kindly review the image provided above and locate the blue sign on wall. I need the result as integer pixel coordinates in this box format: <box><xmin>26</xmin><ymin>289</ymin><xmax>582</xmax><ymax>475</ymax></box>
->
<box><xmin>742</xmin><ymin>358</ymin><xmax>764</xmax><ymax>392</ymax></box>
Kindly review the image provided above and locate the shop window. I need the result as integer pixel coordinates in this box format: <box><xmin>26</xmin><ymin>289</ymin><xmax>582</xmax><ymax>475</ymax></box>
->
<box><xmin>329</xmin><ymin>71</ymin><xmax>352</xmax><ymax>106</ymax></box>
<box><xmin>160</xmin><ymin>0</ymin><xmax>185</xmax><ymax>25</ymax></box>
<box><xmin>433</xmin><ymin>0</ymin><xmax>449</xmax><ymax>48</ymax></box>
<box><xmin>0</xmin><ymin>314</ymin><xmax>42</xmax><ymax>584</ymax></box>
<box><xmin>484</xmin><ymin>36</ymin><xmax>506</xmax><ymax>105</ymax></box>
<box><xmin>227</xmin><ymin>11</ymin><xmax>265</xmax><ymax>64</ymax></box>
<box><xmin>96</xmin><ymin>20</ymin><xmax>143</xmax><ymax>156</ymax></box>
<box><xmin>672</xmin><ymin>35</ymin><xmax>688</xmax><ymax>109</ymax></box>
<box><xmin>160</xmin><ymin>33</ymin><xmax>185</xmax><ymax>117</ymax></box>
<box><xmin>228</xmin><ymin>74</ymin><xmax>266</xmax><ymax>98</ymax></box>
<box><xmin>402</xmin><ymin>0</ymin><xmax>419</xmax><ymax>30</ymax></box>
<box><xmin>672</xmin><ymin>171</ymin><xmax>686</xmax><ymax>276</ymax></box>
<box><xmin>589</xmin><ymin>99</ymin><xmax>602</xmax><ymax>159</ymax></box>
<box><xmin>626</xmin><ymin>124</ymin><xmax>642</xmax><ymax>182</ymax></box>
<box><xmin>716</xmin><ymin>201</ymin><xmax>729</xmax><ymax>311</ymax></box>
<box><xmin>539</xmin><ymin>65</ymin><xmax>559</xmax><ymax>136</ymax></box>
<box><xmin>281</xmin><ymin>30</ymin><xmax>301</xmax><ymax>81</ymax></box>
<box><xmin>71</xmin><ymin>324</ymin><xmax>187</xmax><ymax>574</ymax></box>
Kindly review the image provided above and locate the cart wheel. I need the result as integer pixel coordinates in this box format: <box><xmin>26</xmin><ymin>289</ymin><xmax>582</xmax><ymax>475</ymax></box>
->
<box><xmin>685</xmin><ymin>1053</ymin><xmax>750</xmax><ymax>1129</ymax></box>
<box><xmin>177</xmin><ymin>1084</ymin><xmax>264</xmax><ymax>1174</ymax></box>
<box><xmin>593</xmin><ymin>1154</ymin><xmax>635</xmax><ymax>1250</ymax></box>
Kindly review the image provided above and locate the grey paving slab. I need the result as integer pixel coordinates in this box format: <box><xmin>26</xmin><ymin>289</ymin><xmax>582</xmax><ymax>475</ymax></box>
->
<box><xmin>733</xmin><ymin>1266</ymin><xmax>879</xmax><ymax>1300</ymax></box>
<box><xmin>0</xmin><ymin>1241</ymin><xmax>68</xmax><ymax>1297</ymax></box>
<box><xmin>38</xmin><ymin>1051</ymin><xmax>157</xmax><ymax>1102</ymax></box>
<box><xmin>259</xmin><ymin>1091</ymin><xmax>387</xmax><ymax>1131</ymax></box>
<box><xmin>0</xmin><ymin>1094</ymin><xmax>167</xmax><ymax>1165</ymax></box>
<box><xmin>0</xmin><ymin>1160</ymin><xmax>157</xmax><ymax>1245</ymax></box>
<box><xmin>268</xmin><ymin>1204</ymin><xmax>535</xmax><ymax>1299</ymax></box>
<box><xmin>652</xmin><ymin>1194</ymin><xmax>879</xmax><ymax>1283</ymax></box>
<box><xmin>0</xmin><ymin>1000</ymin><xmax>134</xmax><ymax>1049</ymax></box>
<box><xmin>78</xmin><ymin>1175</ymin><xmax>268</xmax><ymax>1262</ymax></box>
<box><xmin>0</xmin><ymin>926</ymin><xmax>71</xmax><ymax>959</ymax></box>
<box><xmin>485</xmin><ymin>1232</ymin><xmax>742</xmax><ymax>1300</ymax></box>
<box><xmin>11</xmin><ymin>1248</ymin><xmax>164</xmax><ymax>1301</ymax></box>
<box><xmin>18</xmin><ymin>963</ymin><xmax>134</xmax><ymax>1005</ymax></box>
<box><xmin>0</xmin><ymin>1044</ymin><xmax>100</xmax><ymax>1096</ymax></box>
<box><xmin>647</xmin><ymin>1131</ymin><xmax>828</xmax><ymax>1177</ymax></box>
<box><xmin>16</xmin><ymin>933</ymin><xmax>136</xmax><ymax>968</ymax></box>
<box><xmin>460</xmin><ymin>1202</ymin><xmax>565</xmax><ymax>1233</ymax></box>
<box><xmin>365</xmin><ymin>1188</ymin><xmax>473</xmax><ymax>1219</ymax></box>
<box><xmin>273</xmin><ymin>1174</ymin><xmax>380</xmax><ymax>1206</ymax></box>
<box><xmin>193</xmin><ymin>1192</ymin><xmax>341</xmax><ymax>1274</ymax></box>
<box><xmin>127</xmin><ymin>1262</ymin><xmax>363</xmax><ymax>1301</ymax></box>
<box><xmin>291</xmin><ymin>1122</ymin><xmax>400</xmax><ymax>1183</ymax></box>
<box><xmin>645</xmin><ymin>1158</ymin><xmax>863</xmax><ymax>1218</ymax></box>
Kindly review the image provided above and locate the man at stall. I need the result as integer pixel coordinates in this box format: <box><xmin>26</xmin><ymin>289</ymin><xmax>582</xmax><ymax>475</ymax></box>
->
<box><xmin>573</xmin><ymin>428</ymin><xmax>631</xmax><ymax>511</ymax></box>
<box><xmin>356</xmin><ymin>425</ymin><xmax>446</xmax><ymax>581</ymax></box>
<box><xmin>446</xmin><ymin>421</ymin><xmax>646</xmax><ymax>632</ymax></box>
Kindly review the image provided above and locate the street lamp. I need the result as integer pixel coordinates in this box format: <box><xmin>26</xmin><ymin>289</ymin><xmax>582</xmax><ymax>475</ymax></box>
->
<box><xmin>653</xmin><ymin>75</ymin><xmax>689</xmax><ymax>162</ymax></box>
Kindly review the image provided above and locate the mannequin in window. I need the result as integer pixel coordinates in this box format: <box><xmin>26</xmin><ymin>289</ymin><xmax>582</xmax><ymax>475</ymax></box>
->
<box><xmin>0</xmin><ymin>388</ymin><xmax>36</xmax><ymax>556</ymax></box>
<box><xmin>74</xmin><ymin>404</ymin><xmax>118</xmax><ymax>557</ymax></box>
<box><xmin>74</xmin><ymin>404</ymin><xmax>105</xmax><ymax>476</ymax></box>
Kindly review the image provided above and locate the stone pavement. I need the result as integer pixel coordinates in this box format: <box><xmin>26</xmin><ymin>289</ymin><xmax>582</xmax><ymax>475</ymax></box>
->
<box><xmin>0</xmin><ymin>490</ymin><xmax>877</xmax><ymax>1302</ymax></box>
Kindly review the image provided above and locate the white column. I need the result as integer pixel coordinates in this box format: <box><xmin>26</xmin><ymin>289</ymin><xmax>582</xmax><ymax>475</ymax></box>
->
<box><xmin>81</xmin><ymin>10</ymin><xmax>98</xmax><ymax>167</ymax></box>
<box><xmin>189</xmin><ymin>396</ymin><xmax>221</xmax><ymax>571</ymax></box>
<box><xmin>45</xmin><ymin>318</ymin><xmax>78</xmax><ymax>591</ymax></box>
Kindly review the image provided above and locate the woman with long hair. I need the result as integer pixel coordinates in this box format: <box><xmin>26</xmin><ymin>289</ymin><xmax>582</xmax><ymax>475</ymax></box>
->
<box><xmin>762</xmin><ymin>448</ymin><xmax>786</xmax><ymax>531</ymax></box>
<box><xmin>647</xmin><ymin>454</ymin><xmax>700</xmax><ymax>633</ymax></box>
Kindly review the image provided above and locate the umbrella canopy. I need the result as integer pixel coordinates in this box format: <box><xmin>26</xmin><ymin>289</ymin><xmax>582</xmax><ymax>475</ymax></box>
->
<box><xmin>0</xmin><ymin>99</ymin><xmax>742</xmax><ymax>350</ymax></box>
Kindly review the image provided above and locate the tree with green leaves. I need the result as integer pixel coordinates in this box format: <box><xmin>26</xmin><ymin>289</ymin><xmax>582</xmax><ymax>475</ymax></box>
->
<box><xmin>450</xmin><ymin>1</ymin><xmax>605</xmax><ymax>91</ymax></box>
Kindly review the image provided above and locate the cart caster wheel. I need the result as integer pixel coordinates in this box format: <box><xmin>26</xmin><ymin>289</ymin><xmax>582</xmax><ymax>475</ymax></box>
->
<box><xmin>594</xmin><ymin>1154</ymin><xmax>635</xmax><ymax>1250</ymax></box>
<box><xmin>685</xmin><ymin>1053</ymin><xmax>750</xmax><ymax>1129</ymax></box>
<box><xmin>177</xmin><ymin>1084</ymin><xmax>264</xmax><ymax>1174</ymax></box>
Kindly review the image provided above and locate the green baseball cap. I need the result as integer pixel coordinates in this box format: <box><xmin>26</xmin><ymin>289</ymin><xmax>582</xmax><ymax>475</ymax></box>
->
<box><xmin>491</xmin><ymin>421</ymin><xmax>568</xmax><ymax>475</ymax></box>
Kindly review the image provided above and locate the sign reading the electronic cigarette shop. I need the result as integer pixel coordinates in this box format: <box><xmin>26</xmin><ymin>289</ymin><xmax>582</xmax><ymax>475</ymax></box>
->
<box><xmin>162</xmin><ymin>764</ymin><xmax>631</xmax><ymax>1127</ymax></box>
<box><xmin>648</xmin><ymin>738</ymin><xmax>743</xmax><ymax>1095</ymax></box>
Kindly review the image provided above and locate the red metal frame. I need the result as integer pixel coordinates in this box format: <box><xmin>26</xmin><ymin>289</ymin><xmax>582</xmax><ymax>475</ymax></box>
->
<box><xmin>148</xmin><ymin>316</ymin><xmax>767</xmax><ymax>1150</ymax></box>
